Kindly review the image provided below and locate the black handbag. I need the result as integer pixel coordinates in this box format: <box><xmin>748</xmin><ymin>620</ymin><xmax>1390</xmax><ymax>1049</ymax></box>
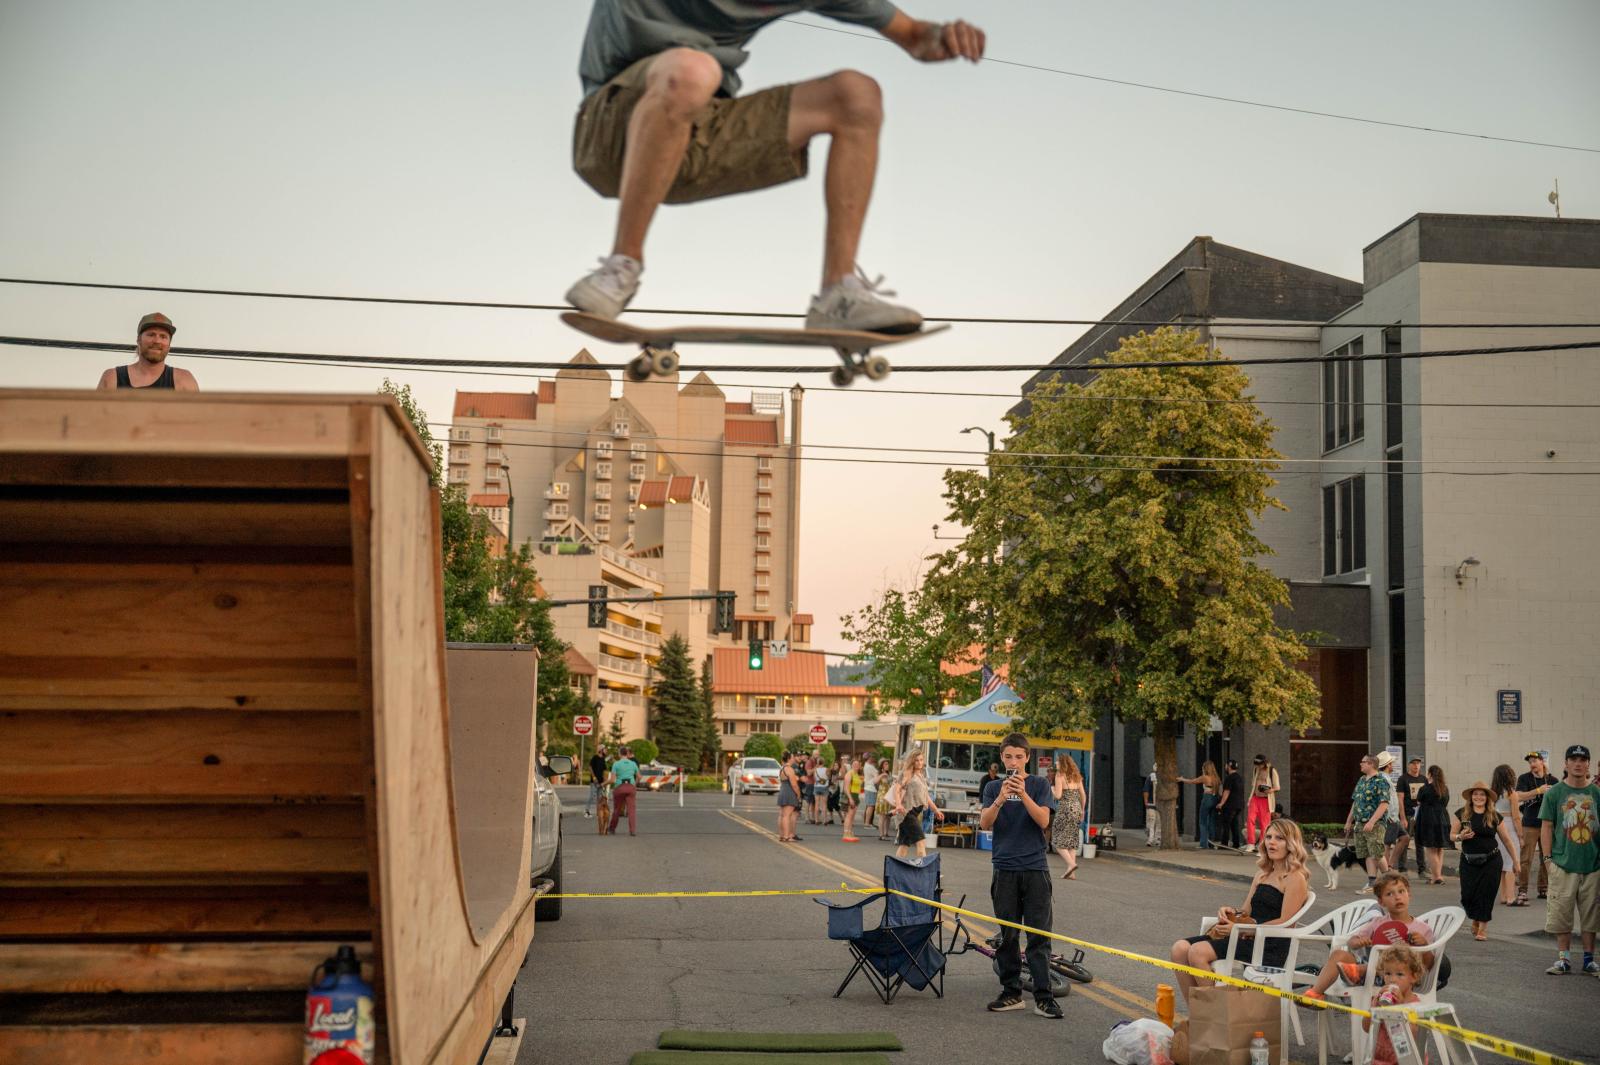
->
<box><xmin>1460</xmin><ymin>851</ymin><xmax>1493</xmax><ymax>866</ymax></box>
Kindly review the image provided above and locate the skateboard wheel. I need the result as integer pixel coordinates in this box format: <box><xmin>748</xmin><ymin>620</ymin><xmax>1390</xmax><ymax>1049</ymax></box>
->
<box><xmin>625</xmin><ymin>355</ymin><xmax>652</xmax><ymax>382</ymax></box>
<box><xmin>829</xmin><ymin>366</ymin><xmax>855</xmax><ymax>388</ymax></box>
<box><xmin>862</xmin><ymin>354</ymin><xmax>891</xmax><ymax>381</ymax></box>
<box><xmin>648</xmin><ymin>347</ymin><xmax>679</xmax><ymax>376</ymax></box>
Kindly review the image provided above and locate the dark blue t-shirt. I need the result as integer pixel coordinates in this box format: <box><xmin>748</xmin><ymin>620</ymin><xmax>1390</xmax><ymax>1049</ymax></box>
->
<box><xmin>981</xmin><ymin>775</ymin><xmax>1057</xmax><ymax>872</ymax></box>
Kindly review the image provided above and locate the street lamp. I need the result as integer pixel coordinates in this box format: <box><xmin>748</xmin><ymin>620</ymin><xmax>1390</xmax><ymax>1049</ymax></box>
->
<box><xmin>1454</xmin><ymin>556</ymin><xmax>1481</xmax><ymax>586</ymax></box>
<box><xmin>961</xmin><ymin>425</ymin><xmax>996</xmax><ymax>454</ymax></box>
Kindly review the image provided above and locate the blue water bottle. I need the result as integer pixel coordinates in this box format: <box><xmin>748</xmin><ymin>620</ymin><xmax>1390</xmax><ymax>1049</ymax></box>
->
<box><xmin>304</xmin><ymin>944</ymin><xmax>375</xmax><ymax>1065</ymax></box>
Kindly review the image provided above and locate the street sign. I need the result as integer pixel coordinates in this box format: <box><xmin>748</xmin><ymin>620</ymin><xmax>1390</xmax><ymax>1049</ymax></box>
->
<box><xmin>573</xmin><ymin>715</ymin><xmax>594</xmax><ymax>736</ymax></box>
<box><xmin>770</xmin><ymin>639</ymin><xmax>789</xmax><ymax>659</ymax></box>
<box><xmin>809</xmin><ymin>724</ymin><xmax>829</xmax><ymax>745</ymax></box>
<box><xmin>1436</xmin><ymin>729</ymin><xmax>1451</xmax><ymax>742</ymax></box>
<box><xmin>1496</xmin><ymin>690</ymin><xmax>1522</xmax><ymax>724</ymax></box>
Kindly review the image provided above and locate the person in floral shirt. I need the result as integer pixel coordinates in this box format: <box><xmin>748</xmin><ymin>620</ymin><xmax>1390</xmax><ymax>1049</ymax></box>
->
<box><xmin>1345</xmin><ymin>753</ymin><xmax>1393</xmax><ymax>894</ymax></box>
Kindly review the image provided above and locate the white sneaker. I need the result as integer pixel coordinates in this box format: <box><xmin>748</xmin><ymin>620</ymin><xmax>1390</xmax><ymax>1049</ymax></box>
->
<box><xmin>566</xmin><ymin>254</ymin><xmax>642</xmax><ymax>319</ymax></box>
<box><xmin>805</xmin><ymin>268</ymin><xmax>923</xmax><ymax>335</ymax></box>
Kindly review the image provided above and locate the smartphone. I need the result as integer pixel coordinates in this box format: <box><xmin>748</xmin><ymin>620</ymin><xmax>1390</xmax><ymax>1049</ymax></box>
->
<box><xmin>1005</xmin><ymin>767</ymin><xmax>1022</xmax><ymax>801</ymax></box>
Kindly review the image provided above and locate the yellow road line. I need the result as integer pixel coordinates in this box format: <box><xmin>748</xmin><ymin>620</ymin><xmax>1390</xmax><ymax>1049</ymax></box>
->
<box><xmin>720</xmin><ymin>809</ymin><xmax>1152</xmax><ymax>1022</ymax></box>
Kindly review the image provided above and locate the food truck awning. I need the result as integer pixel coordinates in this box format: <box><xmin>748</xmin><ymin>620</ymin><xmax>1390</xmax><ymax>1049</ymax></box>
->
<box><xmin>910</xmin><ymin>683</ymin><xmax>1092</xmax><ymax>750</ymax></box>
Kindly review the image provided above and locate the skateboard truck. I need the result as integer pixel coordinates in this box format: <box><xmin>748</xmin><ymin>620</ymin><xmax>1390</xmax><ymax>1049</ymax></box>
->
<box><xmin>830</xmin><ymin>347</ymin><xmax>891</xmax><ymax>388</ymax></box>
<box><xmin>625</xmin><ymin>346</ymin><xmax>681</xmax><ymax>382</ymax></box>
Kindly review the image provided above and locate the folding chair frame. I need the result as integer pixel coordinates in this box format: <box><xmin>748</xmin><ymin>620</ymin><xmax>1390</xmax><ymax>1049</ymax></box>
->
<box><xmin>817</xmin><ymin>856</ymin><xmax>969</xmax><ymax>1005</ymax></box>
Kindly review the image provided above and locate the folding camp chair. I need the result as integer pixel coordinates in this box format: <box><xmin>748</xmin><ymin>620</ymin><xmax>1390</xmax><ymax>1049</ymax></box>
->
<box><xmin>815</xmin><ymin>853</ymin><xmax>969</xmax><ymax>1004</ymax></box>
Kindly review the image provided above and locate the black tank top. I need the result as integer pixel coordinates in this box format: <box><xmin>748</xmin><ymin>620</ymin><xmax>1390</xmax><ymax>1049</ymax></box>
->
<box><xmin>115</xmin><ymin>364</ymin><xmax>176</xmax><ymax>389</ymax></box>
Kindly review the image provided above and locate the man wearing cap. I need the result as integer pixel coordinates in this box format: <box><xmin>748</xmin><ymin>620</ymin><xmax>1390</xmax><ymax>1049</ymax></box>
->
<box><xmin>1516</xmin><ymin>751</ymin><xmax>1559</xmax><ymax>903</ymax></box>
<box><xmin>1344</xmin><ymin>752</ymin><xmax>1392</xmax><ymax>894</ymax></box>
<box><xmin>1396</xmin><ymin>756</ymin><xmax>1428</xmax><ymax>874</ymax></box>
<box><xmin>1538</xmin><ymin>744</ymin><xmax>1600</xmax><ymax>975</ymax></box>
<box><xmin>96</xmin><ymin>313</ymin><xmax>198</xmax><ymax>391</ymax></box>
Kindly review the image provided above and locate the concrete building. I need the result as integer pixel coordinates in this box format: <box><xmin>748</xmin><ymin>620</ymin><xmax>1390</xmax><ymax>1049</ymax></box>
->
<box><xmin>449</xmin><ymin>353</ymin><xmax>813</xmax><ymax>745</ymax></box>
<box><xmin>1015</xmin><ymin>215</ymin><xmax>1600</xmax><ymax>829</ymax></box>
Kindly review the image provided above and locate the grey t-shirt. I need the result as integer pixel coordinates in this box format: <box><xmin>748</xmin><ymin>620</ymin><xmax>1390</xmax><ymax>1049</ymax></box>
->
<box><xmin>579</xmin><ymin>0</ymin><xmax>900</xmax><ymax>98</ymax></box>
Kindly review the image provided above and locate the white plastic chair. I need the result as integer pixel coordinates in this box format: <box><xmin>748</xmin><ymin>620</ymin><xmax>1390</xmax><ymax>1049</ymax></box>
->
<box><xmin>1318</xmin><ymin>905</ymin><xmax>1467</xmax><ymax>1065</ymax></box>
<box><xmin>1194</xmin><ymin>891</ymin><xmax>1318</xmax><ymax>1065</ymax></box>
<box><xmin>1195</xmin><ymin>896</ymin><xmax>1372</xmax><ymax>1062</ymax></box>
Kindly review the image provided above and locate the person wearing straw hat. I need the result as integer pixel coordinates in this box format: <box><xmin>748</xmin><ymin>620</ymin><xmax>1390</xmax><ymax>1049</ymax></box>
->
<box><xmin>96</xmin><ymin>312</ymin><xmax>199</xmax><ymax>391</ymax></box>
<box><xmin>1450</xmin><ymin>779</ymin><xmax>1518</xmax><ymax>940</ymax></box>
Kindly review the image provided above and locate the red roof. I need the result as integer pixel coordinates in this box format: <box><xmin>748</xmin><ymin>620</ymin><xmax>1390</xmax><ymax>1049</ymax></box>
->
<box><xmin>468</xmin><ymin>493</ymin><xmax>510</xmax><ymax>507</ymax></box>
<box><xmin>792</xmin><ymin>613</ymin><xmax>814</xmax><ymax>626</ymax></box>
<box><xmin>713</xmin><ymin>648</ymin><xmax>867</xmax><ymax>696</ymax></box>
<box><xmin>637</xmin><ymin>479</ymin><xmax>669</xmax><ymax>506</ymax></box>
<box><xmin>726</xmin><ymin>402</ymin><xmax>753</xmax><ymax>415</ymax></box>
<box><xmin>565</xmin><ymin>648</ymin><xmax>596</xmax><ymax>676</ymax></box>
<box><xmin>538</xmin><ymin>381</ymin><xmax>556</xmax><ymax>404</ymax></box>
<box><xmin>725</xmin><ymin>419</ymin><xmax>779</xmax><ymax>445</ymax></box>
<box><xmin>667</xmin><ymin>475</ymin><xmax>695</xmax><ymax>501</ymax></box>
<box><xmin>453</xmin><ymin>391</ymin><xmax>537</xmax><ymax>420</ymax></box>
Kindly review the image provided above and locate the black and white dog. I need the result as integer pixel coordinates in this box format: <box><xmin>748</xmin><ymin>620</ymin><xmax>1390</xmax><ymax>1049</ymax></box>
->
<box><xmin>1308</xmin><ymin>832</ymin><xmax>1364</xmax><ymax>890</ymax></box>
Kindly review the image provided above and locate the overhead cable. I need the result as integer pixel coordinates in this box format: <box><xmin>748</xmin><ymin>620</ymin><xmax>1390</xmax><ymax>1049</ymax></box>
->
<box><xmin>5</xmin><ymin>276</ymin><xmax>1600</xmax><ymax>331</ymax></box>
<box><xmin>5</xmin><ymin>334</ymin><xmax>1596</xmax><ymax>376</ymax></box>
<box><xmin>780</xmin><ymin>19</ymin><xmax>1600</xmax><ymax>155</ymax></box>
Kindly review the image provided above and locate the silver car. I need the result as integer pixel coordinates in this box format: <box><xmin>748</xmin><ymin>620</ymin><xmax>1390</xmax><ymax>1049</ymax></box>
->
<box><xmin>727</xmin><ymin>756</ymin><xmax>782</xmax><ymax>795</ymax></box>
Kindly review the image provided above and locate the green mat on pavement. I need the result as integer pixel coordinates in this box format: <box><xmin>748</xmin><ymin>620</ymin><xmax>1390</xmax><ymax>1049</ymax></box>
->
<box><xmin>657</xmin><ymin>1031</ymin><xmax>902</xmax><ymax>1052</ymax></box>
<box><xmin>630</xmin><ymin>1049</ymin><xmax>896</xmax><ymax>1055</ymax></box>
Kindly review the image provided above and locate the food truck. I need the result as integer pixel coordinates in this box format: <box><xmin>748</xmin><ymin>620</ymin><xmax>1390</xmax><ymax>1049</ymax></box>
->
<box><xmin>896</xmin><ymin>684</ymin><xmax>1093</xmax><ymax>814</ymax></box>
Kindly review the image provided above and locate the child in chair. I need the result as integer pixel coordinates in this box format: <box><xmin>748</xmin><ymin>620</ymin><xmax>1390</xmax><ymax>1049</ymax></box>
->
<box><xmin>1365</xmin><ymin>944</ymin><xmax>1427</xmax><ymax>1065</ymax></box>
<box><xmin>1303</xmin><ymin>871</ymin><xmax>1434</xmax><ymax>1000</ymax></box>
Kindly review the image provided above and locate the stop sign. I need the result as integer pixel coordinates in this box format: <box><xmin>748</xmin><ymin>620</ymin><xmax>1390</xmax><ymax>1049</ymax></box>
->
<box><xmin>809</xmin><ymin>724</ymin><xmax>829</xmax><ymax>744</ymax></box>
<box><xmin>573</xmin><ymin>715</ymin><xmax>594</xmax><ymax>736</ymax></box>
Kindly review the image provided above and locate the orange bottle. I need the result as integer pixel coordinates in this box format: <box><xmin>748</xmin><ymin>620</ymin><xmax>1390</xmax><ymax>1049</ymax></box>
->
<box><xmin>1156</xmin><ymin>983</ymin><xmax>1176</xmax><ymax>1028</ymax></box>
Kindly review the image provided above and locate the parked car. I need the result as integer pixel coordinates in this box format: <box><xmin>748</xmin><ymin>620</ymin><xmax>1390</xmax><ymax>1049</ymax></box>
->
<box><xmin>638</xmin><ymin>761</ymin><xmax>685</xmax><ymax>791</ymax></box>
<box><xmin>726</xmin><ymin>756</ymin><xmax>782</xmax><ymax>795</ymax></box>
<box><xmin>533</xmin><ymin>754</ymin><xmax>572</xmax><ymax>921</ymax></box>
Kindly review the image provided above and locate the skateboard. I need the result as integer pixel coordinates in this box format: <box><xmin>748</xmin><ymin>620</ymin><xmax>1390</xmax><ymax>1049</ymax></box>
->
<box><xmin>561</xmin><ymin>312</ymin><xmax>949</xmax><ymax>387</ymax></box>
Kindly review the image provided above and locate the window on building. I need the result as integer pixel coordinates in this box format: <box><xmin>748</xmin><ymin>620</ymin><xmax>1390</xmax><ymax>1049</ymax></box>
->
<box><xmin>613</xmin><ymin>421</ymin><xmax>630</xmax><ymax>437</ymax></box>
<box><xmin>754</xmin><ymin>573</ymin><xmax>770</xmax><ymax>589</ymax></box>
<box><xmin>751</xmin><ymin>721</ymin><xmax>781</xmax><ymax>734</ymax></box>
<box><xmin>756</xmin><ymin>515</ymin><xmax>771</xmax><ymax>531</ymax></box>
<box><xmin>629</xmin><ymin>462</ymin><xmax>645</xmax><ymax>480</ymax></box>
<box><xmin>1321</xmin><ymin>475</ymin><xmax>1366</xmax><ymax>576</ymax></box>
<box><xmin>755</xmin><ymin>593</ymin><xmax>770</xmax><ymax>612</ymax></box>
<box><xmin>754</xmin><ymin>696</ymin><xmax>777</xmax><ymax>714</ymax></box>
<box><xmin>595</xmin><ymin>523</ymin><xmax>610</xmax><ymax>540</ymax></box>
<box><xmin>1388</xmin><ymin>593</ymin><xmax>1406</xmax><ymax>745</ymax></box>
<box><xmin>487</xmin><ymin>425</ymin><xmax>502</xmax><ymax>441</ymax></box>
<box><xmin>596</xmin><ymin>441</ymin><xmax>613</xmax><ymax>458</ymax></box>
<box><xmin>757</xmin><ymin>456</ymin><xmax>772</xmax><ymax>471</ymax></box>
<box><xmin>595</xmin><ymin>503</ymin><xmax>611</xmax><ymax>520</ymax></box>
<box><xmin>451</xmin><ymin>428</ymin><xmax>471</xmax><ymax>441</ymax></box>
<box><xmin>449</xmin><ymin>468</ymin><xmax>469</xmax><ymax>483</ymax></box>
<box><xmin>722</xmin><ymin>720</ymin><xmax>737</xmax><ymax>735</ymax></box>
<box><xmin>548</xmin><ymin>502</ymin><xmax>567</xmax><ymax>518</ymax></box>
<box><xmin>756</xmin><ymin>533</ymin><xmax>770</xmax><ymax>549</ymax></box>
<box><xmin>757</xmin><ymin>476</ymin><xmax>772</xmax><ymax>493</ymax></box>
<box><xmin>596</xmin><ymin>462</ymin><xmax>612</xmax><ymax>480</ymax></box>
<box><xmin>1322</xmin><ymin>338</ymin><xmax>1364</xmax><ymax>451</ymax></box>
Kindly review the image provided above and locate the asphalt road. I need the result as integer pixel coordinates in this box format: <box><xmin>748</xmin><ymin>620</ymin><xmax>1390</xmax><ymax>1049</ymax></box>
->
<box><xmin>513</xmin><ymin>789</ymin><xmax>1595</xmax><ymax>1064</ymax></box>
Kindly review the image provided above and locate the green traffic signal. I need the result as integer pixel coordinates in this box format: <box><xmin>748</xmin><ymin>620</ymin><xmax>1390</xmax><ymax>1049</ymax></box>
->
<box><xmin>748</xmin><ymin>637</ymin><xmax>764</xmax><ymax>671</ymax></box>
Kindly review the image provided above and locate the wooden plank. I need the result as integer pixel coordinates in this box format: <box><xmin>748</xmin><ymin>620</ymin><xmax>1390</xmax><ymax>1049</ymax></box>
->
<box><xmin>0</xmin><ymin>453</ymin><xmax>350</xmax><ymax>490</ymax></box>
<box><xmin>0</xmin><ymin>941</ymin><xmax>373</xmax><ymax>993</ymax></box>
<box><xmin>0</xmin><ymin>691</ymin><xmax>364</xmax><ymax>712</ymax></box>
<box><xmin>0</xmin><ymin>1023</ymin><xmax>302</xmax><ymax>1064</ymax></box>
<box><xmin>0</xmin><ymin>570</ymin><xmax>356</xmax><ymax>660</ymax></box>
<box><xmin>0</xmin><ymin>393</ymin><xmax>362</xmax><ymax>458</ymax></box>
<box><xmin>0</xmin><ymin>656</ymin><xmax>358</xmax><ymax>699</ymax></box>
<box><xmin>0</xmin><ymin>498</ymin><xmax>351</xmax><ymax>546</ymax></box>
<box><xmin>480</xmin><ymin>1019</ymin><xmax>526</xmax><ymax>1065</ymax></box>
<box><xmin>429</xmin><ymin>896</ymin><xmax>537</xmax><ymax>1065</ymax></box>
<box><xmin>0</xmin><ymin>885</ymin><xmax>373</xmax><ymax>938</ymax></box>
<box><xmin>1</xmin><ymin>837</ymin><xmax>365</xmax><ymax>878</ymax></box>
<box><xmin>0</xmin><ymin>710</ymin><xmax>364</xmax><ymax>802</ymax></box>
<box><xmin>4</xmin><ymin>803</ymin><xmax>367</xmax><ymax>839</ymax></box>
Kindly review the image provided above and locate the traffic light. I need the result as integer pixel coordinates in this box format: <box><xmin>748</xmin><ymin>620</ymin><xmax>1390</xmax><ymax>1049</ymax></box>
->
<box><xmin>714</xmin><ymin>591</ymin><xmax>735</xmax><ymax>634</ymax></box>
<box><xmin>748</xmin><ymin>637</ymin><xmax>764</xmax><ymax>671</ymax></box>
<box><xmin>586</xmin><ymin>584</ymin><xmax>608</xmax><ymax>628</ymax></box>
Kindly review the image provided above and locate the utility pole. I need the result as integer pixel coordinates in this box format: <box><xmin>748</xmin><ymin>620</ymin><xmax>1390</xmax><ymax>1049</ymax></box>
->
<box><xmin>961</xmin><ymin>426</ymin><xmax>998</xmax><ymax>658</ymax></box>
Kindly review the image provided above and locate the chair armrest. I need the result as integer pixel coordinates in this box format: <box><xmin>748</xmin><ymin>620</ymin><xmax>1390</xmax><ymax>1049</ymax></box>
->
<box><xmin>814</xmin><ymin>891</ymin><xmax>886</xmax><ymax>912</ymax></box>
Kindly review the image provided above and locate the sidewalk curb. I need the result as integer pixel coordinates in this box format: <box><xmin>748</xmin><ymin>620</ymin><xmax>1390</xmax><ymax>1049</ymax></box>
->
<box><xmin>1098</xmin><ymin>847</ymin><xmax>1258</xmax><ymax>885</ymax></box>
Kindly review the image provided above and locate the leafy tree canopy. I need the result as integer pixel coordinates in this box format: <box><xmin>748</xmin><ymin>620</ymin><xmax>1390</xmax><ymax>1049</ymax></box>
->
<box><xmin>742</xmin><ymin>734</ymin><xmax>784</xmax><ymax>759</ymax></box>
<box><xmin>650</xmin><ymin>634</ymin><xmax>703</xmax><ymax>769</ymax></box>
<box><xmin>839</xmin><ymin>585</ymin><xmax>978</xmax><ymax>716</ymax></box>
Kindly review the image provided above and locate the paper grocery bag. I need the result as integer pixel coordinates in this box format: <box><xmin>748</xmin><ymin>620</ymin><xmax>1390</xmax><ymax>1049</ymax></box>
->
<box><xmin>1170</xmin><ymin>1017</ymin><xmax>1190</xmax><ymax>1065</ymax></box>
<box><xmin>1186</xmin><ymin>985</ymin><xmax>1281</xmax><ymax>1065</ymax></box>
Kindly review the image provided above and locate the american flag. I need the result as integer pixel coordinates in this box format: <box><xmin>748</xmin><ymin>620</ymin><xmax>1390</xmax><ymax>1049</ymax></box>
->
<box><xmin>979</xmin><ymin>664</ymin><xmax>1003</xmax><ymax>697</ymax></box>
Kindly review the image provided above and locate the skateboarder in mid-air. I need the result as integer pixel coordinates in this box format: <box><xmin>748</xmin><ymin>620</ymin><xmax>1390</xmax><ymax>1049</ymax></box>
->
<box><xmin>566</xmin><ymin>1</ymin><xmax>985</xmax><ymax>335</ymax></box>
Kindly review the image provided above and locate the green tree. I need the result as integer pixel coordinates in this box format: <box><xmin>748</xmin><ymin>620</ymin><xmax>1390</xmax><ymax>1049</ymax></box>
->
<box><xmin>650</xmin><ymin>634</ymin><xmax>702</xmax><ymax>768</ymax></box>
<box><xmin>605</xmin><ymin>710</ymin><xmax>627</xmax><ymax>748</ymax></box>
<box><xmin>840</xmin><ymin>585</ymin><xmax>977</xmax><ymax>715</ymax></box>
<box><xmin>380</xmin><ymin>380</ymin><xmax>587</xmax><ymax>737</ymax></box>
<box><xmin>698</xmin><ymin>656</ymin><xmax>722</xmax><ymax>772</ymax></box>
<box><xmin>743</xmin><ymin>734</ymin><xmax>784</xmax><ymax>759</ymax></box>
<box><xmin>628</xmin><ymin>737</ymin><xmax>659</xmax><ymax>766</ymax></box>
<box><xmin>924</xmin><ymin>329</ymin><xmax>1321</xmax><ymax>849</ymax></box>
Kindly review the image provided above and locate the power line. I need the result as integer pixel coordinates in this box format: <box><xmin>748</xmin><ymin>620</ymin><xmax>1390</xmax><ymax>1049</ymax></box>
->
<box><xmin>5</xmin><ymin>334</ymin><xmax>1596</xmax><ymax>376</ymax></box>
<box><xmin>427</xmin><ymin>419</ymin><xmax>1594</xmax><ymax>469</ymax></box>
<box><xmin>780</xmin><ymin>19</ymin><xmax>1600</xmax><ymax>155</ymax></box>
<box><xmin>21</xmin><ymin>340</ymin><xmax>1600</xmax><ymax>409</ymax></box>
<box><xmin>5</xmin><ymin>276</ymin><xmax>1600</xmax><ymax>331</ymax></box>
<box><xmin>449</xmin><ymin>432</ymin><xmax>1600</xmax><ymax>478</ymax></box>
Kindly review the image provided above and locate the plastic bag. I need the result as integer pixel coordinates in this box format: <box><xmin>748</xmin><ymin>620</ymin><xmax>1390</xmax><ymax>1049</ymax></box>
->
<box><xmin>1103</xmin><ymin>1018</ymin><xmax>1176</xmax><ymax>1065</ymax></box>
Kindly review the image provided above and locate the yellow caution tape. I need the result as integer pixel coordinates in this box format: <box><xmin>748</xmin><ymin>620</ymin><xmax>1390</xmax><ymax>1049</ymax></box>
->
<box><xmin>544</xmin><ymin>884</ymin><xmax>1580</xmax><ymax>1065</ymax></box>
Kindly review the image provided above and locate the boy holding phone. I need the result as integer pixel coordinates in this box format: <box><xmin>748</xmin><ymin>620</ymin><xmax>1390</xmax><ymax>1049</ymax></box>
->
<box><xmin>978</xmin><ymin>733</ymin><xmax>1059</xmax><ymax>1018</ymax></box>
